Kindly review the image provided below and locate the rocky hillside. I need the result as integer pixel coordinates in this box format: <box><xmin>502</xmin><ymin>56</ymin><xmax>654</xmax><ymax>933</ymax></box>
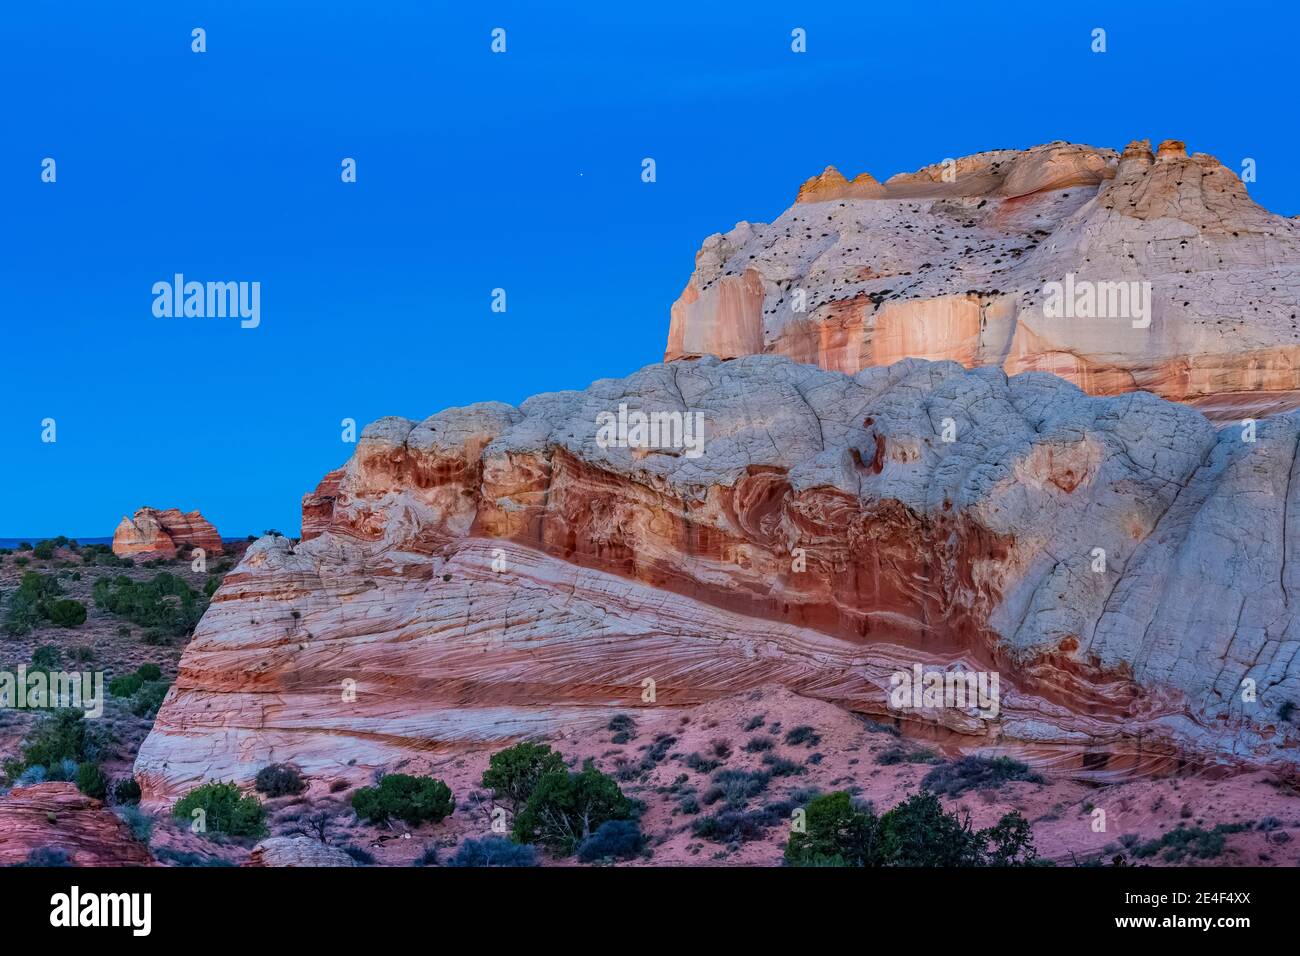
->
<box><xmin>666</xmin><ymin>140</ymin><xmax>1300</xmax><ymax>421</ymax></box>
<box><xmin>135</xmin><ymin>355</ymin><xmax>1300</xmax><ymax>806</ymax></box>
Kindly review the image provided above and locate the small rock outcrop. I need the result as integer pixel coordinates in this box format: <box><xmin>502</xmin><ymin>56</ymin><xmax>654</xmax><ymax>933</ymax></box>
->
<box><xmin>112</xmin><ymin>507</ymin><xmax>223</xmax><ymax>559</ymax></box>
<box><xmin>0</xmin><ymin>783</ymin><xmax>153</xmax><ymax>866</ymax></box>
<box><xmin>248</xmin><ymin>837</ymin><xmax>357</xmax><ymax>867</ymax></box>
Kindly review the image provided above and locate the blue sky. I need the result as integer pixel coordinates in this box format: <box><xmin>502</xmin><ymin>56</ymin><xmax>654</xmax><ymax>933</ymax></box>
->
<box><xmin>3</xmin><ymin>0</ymin><xmax>1296</xmax><ymax>537</ymax></box>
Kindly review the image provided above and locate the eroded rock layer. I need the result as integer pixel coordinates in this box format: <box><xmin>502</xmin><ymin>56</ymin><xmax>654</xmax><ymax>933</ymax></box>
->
<box><xmin>113</xmin><ymin>507</ymin><xmax>223</xmax><ymax>559</ymax></box>
<box><xmin>666</xmin><ymin>140</ymin><xmax>1300</xmax><ymax>419</ymax></box>
<box><xmin>135</xmin><ymin>357</ymin><xmax>1300</xmax><ymax>805</ymax></box>
<box><xmin>0</xmin><ymin>783</ymin><xmax>153</xmax><ymax>865</ymax></box>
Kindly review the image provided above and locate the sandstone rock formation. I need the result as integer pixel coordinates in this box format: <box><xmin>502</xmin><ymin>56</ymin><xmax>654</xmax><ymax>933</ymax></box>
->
<box><xmin>113</xmin><ymin>507</ymin><xmax>223</xmax><ymax>559</ymax></box>
<box><xmin>135</xmin><ymin>356</ymin><xmax>1300</xmax><ymax>806</ymax></box>
<box><xmin>248</xmin><ymin>837</ymin><xmax>357</xmax><ymax>867</ymax></box>
<box><xmin>666</xmin><ymin>140</ymin><xmax>1300</xmax><ymax>420</ymax></box>
<box><xmin>0</xmin><ymin>782</ymin><xmax>153</xmax><ymax>865</ymax></box>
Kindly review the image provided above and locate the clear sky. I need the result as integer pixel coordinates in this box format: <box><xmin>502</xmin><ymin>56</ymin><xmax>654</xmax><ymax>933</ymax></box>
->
<box><xmin>4</xmin><ymin>0</ymin><xmax>1297</xmax><ymax>537</ymax></box>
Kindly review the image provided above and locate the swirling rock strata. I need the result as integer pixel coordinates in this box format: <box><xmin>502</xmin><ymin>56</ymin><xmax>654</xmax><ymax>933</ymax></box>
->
<box><xmin>134</xmin><ymin>356</ymin><xmax>1300</xmax><ymax>805</ymax></box>
<box><xmin>0</xmin><ymin>783</ymin><xmax>153</xmax><ymax>866</ymax></box>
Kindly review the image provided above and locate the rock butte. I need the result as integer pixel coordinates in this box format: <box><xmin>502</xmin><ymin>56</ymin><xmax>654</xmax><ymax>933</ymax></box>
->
<box><xmin>665</xmin><ymin>139</ymin><xmax>1300</xmax><ymax>421</ymax></box>
<box><xmin>112</xmin><ymin>507</ymin><xmax>223</xmax><ymax>560</ymax></box>
<box><xmin>0</xmin><ymin>783</ymin><xmax>153</xmax><ymax>865</ymax></box>
<box><xmin>135</xmin><ymin>355</ymin><xmax>1300</xmax><ymax>806</ymax></box>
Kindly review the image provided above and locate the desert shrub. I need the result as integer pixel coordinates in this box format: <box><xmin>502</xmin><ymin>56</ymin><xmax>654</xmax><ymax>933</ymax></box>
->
<box><xmin>33</xmin><ymin>540</ymin><xmax>56</xmax><ymax>560</ymax></box>
<box><xmin>18</xmin><ymin>571</ymin><xmax>62</xmax><ymax>600</ymax></box>
<box><xmin>577</xmin><ymin>819</ymin><xmax>644</xmax><ymax>862</ymax></box>
<box><xmin>685</xmin><ymin>752</ymin><xmax>721</xmax><ymax>774</ymax></box>
<box><xmin>13</xmin><ymin>557</ymin><xmax>28</xmax><ymax>567</ymax></box>
<box><xmin>980</xmin><ymin>811</ymin><xmax>1039</xmax><ymax>866</ymax></box>
<box><xmin>114</xmin><ymin>777</ymin><xmax>143</xmax><ymax>805</ymax></box>
<box><xmin>692</xmin><ymin>808</ymin><xmax>773</xmax><ymax>844</ymax></box>
<box><xmin>481</xmin><ymin>742</ymin><xmax>566</xmax><ymax>812</ymax></box>
<box><xmin>703</xmin><ymin>768</ymin><xmax>770</xmax><ymax>808</ymax></box>
<box><xmin>607</xmin><ymin>713</ymin><xmax>637</xmax><ymax>737</ymax></box>
<box><xmin>21</xmin><ymin>847</ymin><xmax>71</xmax><ymax>866</ymax></box>
<box><xmin>784</xmin><ymin>790</ymin><xmax>1037</xmax><ymax>867</ymax></box>
<box><xmin>140</xmin><ymin>628</ymin><xmax>170</xmax><ymax>646</ymax></box>
<box><xmin>203</xmin><ymin>576</ymin><xmax>221</xmax><ymax>598</ymax></box>
<box><xmin>11</xmin><ymin>709</ymin><xmax>89</xmax><ymax>774</ymax></box>
<box><xmin>108</xmin><ymin>673</ymin><xmax>144</xmax><ymax>697</ymax></box>
<box><xmin>1280</xmin><ymin>700</ymin><xmax>1296</xmax><ymax>724</ymax></box>
<box><xmin>75</xmin><ymin>761</ymin><xmax>108</xmax><ymax>799</ymax></box>
<box><xmin>785</xmin><ymin>792</ymin><xmax>882</xmax><ymax>867</ymax></box>
<box><xmin>743</xmin><ymin>735</ymin><xmax>776</xmax><ymax>753</ymax></box>
<box><xmin>876</xmin><ymin>743</ymin><xmax>939</xmax><ymax>765</ymax></box>
<box><xmin>1132</xmin><ymin>823</ymin><xmax>1251</xmax><ymax>863</ymax></box>
<box><xmin>136</xmin><ymin>663</ymin><xmax>162</xmax><ymax>681</ymax></box>
<box><xmin>69</xmin><ymin>645</ymin><xmax>94</xmax><ymax>663</ymax></box>
<box><xmin>878</xmin><ymin>792</ymin><xmax>986</xmax><ymax>866</ymax></box>
<box><xmin>45</xmin><ymin>599</ymin><xmax>87</xmax><ymax>628</ymax></box>
<box><xmin>784</xmin><ymin>725</ymin><xmax>822</xmax><ymax>747</ymax></box>
<box><xmin>31</xmin><ymin>644</ymin><xmax>61</xmax><ymax>669</ymax></box>
<box><xmin>129</xmin><ymin>681</ymin><xmax>169</xmax><ymax>717</ymax></box>
<box><xmin>173</xmin><ymin>782</ymin><xmax>266</xmax><ymax>838</ymax></box>
<box><xmin>3</xmin><ymin>592</ymin><xmax>39</xmax><ymax>636</ymax></box>
<box><xmin>254</xmin><ymin>763</ymin><xmax>306</xmax><ymax>797</ymax></box>
<box><xmin>921</xmin><ymin>756</ymin><xmax>1044</xmax><ymax>797</ymax></box>
<box><xmin>92</xmin><ymin>571</ymin><xmax>206</xmax><ymax>637</ymax></box>
<box><xmin>449</xmin><ymin>837</ymin><xmax>538</xmax><ymax>867</ymax></box>
<box><xmin>760</xmin><ymin>753</ymin><xmax>805</xmax><ymax>777</ymax></box>
<box><xmin>643</xmin><ymin>734</ymin><xmax>675</xmax><ymax>763</ymax></box>
<box><xmin>351</xmin><ymin>773</ymin><xmax>454</xmax><ymax>826</ymax></box>
<box><xmin>512</xmin><ymin>760</ymin><xmax>632</xmax><ymax>854</ymax></box>
<box><xmin>678</xmin><ymin>794</ymin><xmax>701</xmax><ymax>815</ymax></box>
<box><xmin>81</xmin><ymin>544</ymin><xmax>128</xmax><ymax>568</ymax></box>
<box><xmin>14</xmin><ymin>764</ymin><xmax>49</xmax><ymax>786</ymax></box>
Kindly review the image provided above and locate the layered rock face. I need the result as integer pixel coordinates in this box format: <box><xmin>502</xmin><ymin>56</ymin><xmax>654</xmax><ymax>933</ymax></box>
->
<box><xmin>666</xmin><ymin>140</ymin><xmax>1300</xmax><ymax>420</ymax></box>
<box><xmin>135</xmin><ymin>356</ymin><xmax>1300</xmax><ymax>806</ymax></box>
<box><xmin>112</xmin><ymin>507</ymin><xmax>223</xmax><ymax>559</ymax></box>
<box><xmin>0</xmin><ymin>783</ymin><xmax>153</xmax><ymax>865</ymax></box>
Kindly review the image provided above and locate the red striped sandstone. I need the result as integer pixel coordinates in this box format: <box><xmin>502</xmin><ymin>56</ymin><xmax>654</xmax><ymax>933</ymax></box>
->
<box><xmin>113</xmin><ymin>507</ymin><xmax>223</xmax><ymax>559</ymax></box>
<box><xmin>135</xmin><ymin>357</ymin><xmax>1300</xmax><ymax>806</ymax></box>
<box><xmin>0</xmin><ymin>783</ymin><xmax>153</xmax><ymax>865</ymax></box>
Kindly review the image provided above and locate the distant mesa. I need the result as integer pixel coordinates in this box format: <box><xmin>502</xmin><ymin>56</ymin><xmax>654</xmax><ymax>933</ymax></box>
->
<box><xmin>112</xmin><ymin>507</ymin><xmax>223</xmax><ymax>560</ymax></box>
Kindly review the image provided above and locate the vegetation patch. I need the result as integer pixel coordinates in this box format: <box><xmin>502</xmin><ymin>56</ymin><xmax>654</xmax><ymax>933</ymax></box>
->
<box><xmin>921</xmin><ymin>756</ymin><xmax>1044</xmax><ymax>796</ymax></box>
